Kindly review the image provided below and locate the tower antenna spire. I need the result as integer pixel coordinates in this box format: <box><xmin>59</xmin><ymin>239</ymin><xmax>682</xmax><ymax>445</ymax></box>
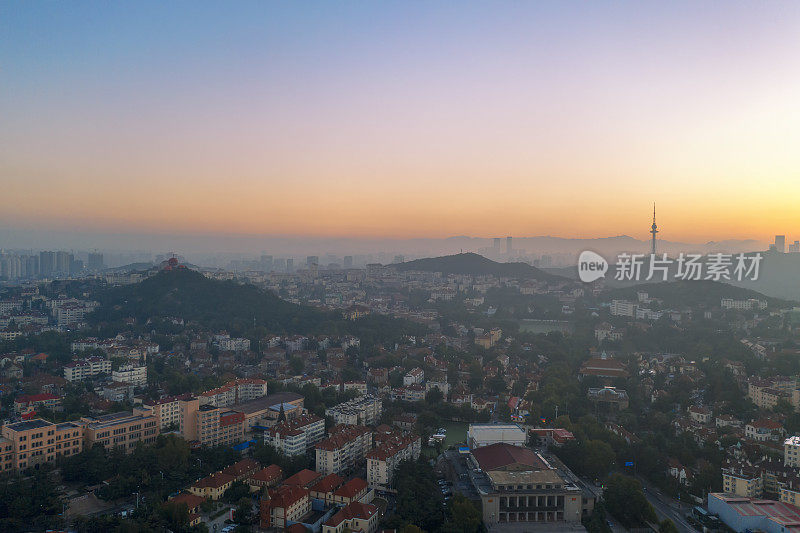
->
<box><xmin>650</xmin><ymin>203</ymin><xmax>658</xmax><ymax>255</ymax></box>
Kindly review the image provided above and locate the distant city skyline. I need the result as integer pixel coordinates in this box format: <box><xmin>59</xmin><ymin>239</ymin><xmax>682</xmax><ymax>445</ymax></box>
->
<box><xmin>3</xmin><ymin>2</ymin><xmax>800</xmax><ymax>241</ymax></box>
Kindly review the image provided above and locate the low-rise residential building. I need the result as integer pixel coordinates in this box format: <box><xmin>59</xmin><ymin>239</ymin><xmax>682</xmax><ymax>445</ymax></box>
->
<box><xmin>688</xmin><ymin>405</ymin><xmax>713</xmax><ymax>425</ymax></box>
<box><xmin>746</xmin><ymin>419</ymin><xmax>786</xmax><ymax>442</ymax></box>
<box><xmin>63</xmin><ymin>357</ymin><xmax>111</xmax><ymax>381</ymax></box>
<box><xmin>249</xmin><ymin>465</ymin><xmax>283</xmax><ymax>491</ymax></box>
<box><xmin>403</xmin><ymin>367</ymin><xmax>424</xmax><ymax>386</ymax></box>
<box><xmin>322</xmin><ymin>501</ymin><xmax>379</xmax><ymax>533</ymax></box>
<box><xmin>222</xmin><ymin>458</ymin><xmax>261</xmax><ymax>482</ymax></box>
<box><xmin>111</xmin><ymin>364</ymin><xmax>148</xmax><ymax>387</ymax></box>
<box><xmin>189</xmin><ymin>471</ymin><xmax>235</xmax><ymax>500</ymax></box>
<box><xmin>13</xmin><ymin>393</ymin><xmax>62</xmax><ymax>415</ymax></box>
<box><xmin>259</xmin><ymin>485</ymin><xmax>311</xmax><ymax>529</ymax></box>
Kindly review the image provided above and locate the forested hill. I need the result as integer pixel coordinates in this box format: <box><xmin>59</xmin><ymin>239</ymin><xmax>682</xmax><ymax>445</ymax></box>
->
<box><xmin>604</xmin><ymin>280</ymin><xmax>792</xmax><ymax>309</ymax></box>
<box><xmin>393</xmin><ymin>253</ymin><xmax>564</xmax><ymax>281</ymax></box>
<box><xmin>91</xmin><ymin>268</ymin><xmax>329</xmax><ymax>333</ymax></box>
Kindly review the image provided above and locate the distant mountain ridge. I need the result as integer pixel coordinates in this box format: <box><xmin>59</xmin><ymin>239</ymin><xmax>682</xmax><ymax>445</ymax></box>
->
<box><xmin>392</xmin><ymin>252</ymin><xmax>564</xmax><ymax>281</ymax></box>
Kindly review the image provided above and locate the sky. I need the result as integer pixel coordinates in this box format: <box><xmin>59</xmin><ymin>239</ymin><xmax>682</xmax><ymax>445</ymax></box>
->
<box><xmin>2</xmin><ymin>1</ymin><xmax>800</xmax><ymax>245</ymax></box>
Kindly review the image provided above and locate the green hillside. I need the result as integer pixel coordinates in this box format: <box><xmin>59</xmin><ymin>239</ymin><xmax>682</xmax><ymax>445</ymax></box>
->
<box><xmin>91</xmin><ymin>268</ymin><xmax>329</xmax><ymax>333</ymax></box>
<box><xmin>604</xmin><ymin>280</ymin><xmax>791</xmax><ymax>309</ymax></box>
<box><xmin>393</xmin><ymin>253</ymin><xmax>563</xmax><ymax>281</ymax></box>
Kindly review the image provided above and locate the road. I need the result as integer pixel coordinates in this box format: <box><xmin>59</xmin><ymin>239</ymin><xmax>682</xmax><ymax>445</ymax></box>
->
<box><xmin>636</xmin><ymin>477</ymin><xmax>695</xmax><ymax>533</ymax></box>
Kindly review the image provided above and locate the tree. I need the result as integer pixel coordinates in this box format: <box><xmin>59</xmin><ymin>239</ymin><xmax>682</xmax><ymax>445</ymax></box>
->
<box><xmin>659</xmin><ymin>519</ymin><xmax>679</xmax><ymax>533</ymax></box>
<box><xmin>425</xmin><ymin>388</ymin><xmax>444</xmax><ymax>405</ymax></box>
<box><xmin>442</xmin><ymin>493</ymin><xmax>484</xmax><ymax>533</ymax></box>
<box><xmin>603</xmin><ymin>474</ymin><xmax>657</xmax><ymax>528</ymax></box>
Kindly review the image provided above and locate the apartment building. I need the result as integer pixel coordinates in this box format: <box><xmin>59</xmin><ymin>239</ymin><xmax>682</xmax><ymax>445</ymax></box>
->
<box><xmin>748</xmin><ymin>377</ymin><xmax>796</xmax><ymax>410</ymax></box>
<box><xmin>195</xmin><ymin>404</ymin><xmax>246</xmax><ymax>447</ymax></box>
<box><xmin>111</xmin><ymin>364</ymin><xmax>147</xmax><ymax>387</ymax></box>
<box><xmin>785</xmin><ymin>436</ymin><xmax>800</xmax><ymax>467</ymax></box>
<box><xmin>265</xmin><ymin>413</ymin><xmax>325</xmax><ymax>456</ymax></box>
<box><xmin>745</xmin><ymin>419</ymin><xmax>786</xmax><ymax>442</ymax></box>
<box><xmin>315</xmin><ymin>425</ymin><xmax>373</xmax><ymax>475</ymax></box>
<box><xmin>198</xmin><ymin>378</ymin><xmax>269</xmax><ymax>408</ymax></box>
<box><xmin>365</xmin><ymin>433</ymin><xmax>421</xmax><ymax>490</ymax></box>
<box><xmin>0</xmin><ymin>419</ymin><xmax>83</xmax><ymax>471</ymax></box>
<box><xmin>139</xmin><ymin>394</ymin><xmax>194</xmax><ymax>430</ymax></box>
<box><xmin>13</xmin><ymin>393</ymin><xmax>62</xmax><ymax>415</ymax></box>
<box><xmin>722</xmin><ymin>462</ymin><xmax>764</xmax><ymax>498</ymax></box>
<box><xmin>80</xmin><ymin>411</ymin><xmax>159</xmax><ymax>452</ymax></box>
<box><xmin>326</xmin><ymin>395</ymin><xmax>382</xmax><ymax>426</ymax></box>
<box><xmin>259</xmin><ymin>485</ymin><xmax>311</xmax><ymax>529</ymax></box>
<box><xmin>63</xmin><ymin>357</ymin><xmax>111</xmax><ymax>381</ymax></box>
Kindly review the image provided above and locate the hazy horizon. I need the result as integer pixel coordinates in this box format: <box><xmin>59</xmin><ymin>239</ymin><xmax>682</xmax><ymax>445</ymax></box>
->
<box><xmin>3</xmin><ymin>2</ymin><xmax>800</xmax><ymax>242</ymax></box>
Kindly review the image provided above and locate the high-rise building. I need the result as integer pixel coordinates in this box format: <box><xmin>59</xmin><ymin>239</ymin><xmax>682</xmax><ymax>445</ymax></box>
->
<box><xmin>343</xmin><ymin>256</ymin><xmax>353</xmax><ymax>268</ymax></box>
<box><xmin>306</xmin><ymin>256</ymin><xmax>319</xmax><ymax>266</ymax></box>
<box><xmin>55</xmin><ymin>251</ymin><xmax>72</xmax><ymax>274</ymax></box>
<box><xmin>286</xmin><ymin>258</ymin><xmax>294</xmax><ymax>272</ymax></box>
<box><xmin>775</xmin><ymin>235</ymin><xmax>786</xmax><ymax>253</ymax></box>
<box><xmin>506</xmin><ymin>236</ymin><xmax>512</xmax><ymax>254</ymax></box>
<box><xmin>88</xmin><ymin>253</ymin><xmax>104</xmax><ymax>270</ymax></box>
<box><xmin>39</xmin><ymin>251</ymin><xmax>55</xmax><ymax>276</ymax></box>
<box><xmin>260</xmin><ymin>255</ymin><xmax>273</xmax><ymax>272</ymax></box>
<box><xmin>493</xmin><ymin>238</ymin><xmax>502</xmax><ymax>251</ymax></box>
<box><xmin>393</xmin><ymin>255</ymin><xmax>404</xmax><ymax>264</ymax></box>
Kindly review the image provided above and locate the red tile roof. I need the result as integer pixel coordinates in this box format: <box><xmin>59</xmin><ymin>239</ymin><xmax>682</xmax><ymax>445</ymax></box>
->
<box><xmin>192</xmin><ymin>471</ymin><xmax>235</xmax><ymax>489</ymax></box>
<box><xmin>250</xmin><ymin>464</ymin><xmax>283</xmax><ymax>484</ymax></box>
<box><xmin>310</xmin><ymin>473</ymin><xmax>345</xmax><ymax>494</ymax></box>
<box><xmin>324</xmin><ymin>502</ymin><xmax>378</xmax><ymax>527</ymax></box>
<box><xmin>334</xmin><ymin>478</ymin><xmax>367</xmax><ymax>500</ymax></box>
<box><xmin>471</xmin><ymin>443</ymin><xmax>547</xmax><ymax>471</ymax></box>
<box><xmin>283</xmin><ymin>469</ymin><xmax>323</xmax><ymax>488</ymax></box>
<box><xmin>222</xmin><ymin>458</ymin><xmax>260</xmax><ymax>478</ymax></box>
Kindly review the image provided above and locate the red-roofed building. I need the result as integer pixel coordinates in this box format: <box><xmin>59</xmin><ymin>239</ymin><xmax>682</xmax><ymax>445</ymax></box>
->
<box><xmin>309</xmin><ymin>473</ymin><xmax>346</xmax><ymax>503</ymax></box>
<box><xmin>315</xmin><ymin>425</ymin><xmax>372</xmax><ymax>475</ymax></box>
<box><xmin>189</xmin><ymin>472</ymin><xmax>235</xmax><ymax>500</ymax></box>
<box><xmin>471</xmin><ymin>443</ymin><xmax>547</xmax><ymax>471</ymax></box>
<box><xmin>578</xmin><ymin>353</ymin><xmax>628</xmax><ymax>379</ymax></box>
<box><xmin>322</xmin><ymin>501</ymin><xmax>379</xmax><ymax>533</ymax></box>
<box><xmin>333</xmin><ymin>477</ymin><xmax>369</xmax><ymax>505</ymax></box>
<box><xmin>222</xmin><ymin>458</ymin><xmax>261</xmax><ymax>481</ymax></box>
<box><xmin>13</xmin><ymin>393</ymin><xmax>62</xmax><ymax>414</ymax></box>
<box><xmin>169</xmin><ymin>492</ymin><xmax>206</xmax><ymax>515</ymax></box>
<box><xmin>260</xmin><ymin>484</ymin><xmax>311</xmax><ymax>529</ymax></box>
<box><xmin>283</xmin><ymin>469</ymin><xmax>323</xmax><ymax>489</ymax></box>
<box><xmin>249</xmin><ymin>464</ymin><xmax>283</xmax><ymax>490</ymax></box>
<box><xmin>366</xmin><ymin>433</ymin><xmax>421</xmax><ymax>490</ymax></box>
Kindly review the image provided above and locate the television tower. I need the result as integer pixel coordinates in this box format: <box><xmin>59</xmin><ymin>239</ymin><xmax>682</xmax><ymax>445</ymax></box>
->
<box><xmin>650</xmin><ymin>203</ymin><xmax>658</xmax><ymax>255</ymax></box>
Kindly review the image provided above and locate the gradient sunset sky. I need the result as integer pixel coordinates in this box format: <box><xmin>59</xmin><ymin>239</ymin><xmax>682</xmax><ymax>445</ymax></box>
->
<box><xmin>2</xmin><ymin>1</ymin><xmax>799</xmax><ymax>243</ymax></box>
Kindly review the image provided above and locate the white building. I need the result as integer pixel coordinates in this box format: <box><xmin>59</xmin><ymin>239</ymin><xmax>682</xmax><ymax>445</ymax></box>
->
<box><xmin>467</xmin><ymin>423</ymin><xmax>526</xmax><ymax>449</ymax></box>
<box><xmin>722</xmin><ymin>298</ymin><xmax>768</xmax><ymax>311</ymax></box>
<box><xmin>785</xmin><ymin>436</ymin><xmax>800</xmax><ymax>467</ymax></box>
<box><xmin>326</xmin><ymin>396</ymin><xmax>382</xmax><ymax>426</ymax></box>
<box><xmin>111</xmin><ymin>364</ymin><xmax>148</xmax><ymax>387</ymax></box>
<box><xmin>63</xmin><ymin>357</ymin><xmax>111</xmax><ymax>381</ymax></box>
<box><xmin>265</xmin><ymin>414</ymin><xmax>325</xmax><ymax>456</ymax></box>
<box><xmin>610</xmin><ymin>300</ymin><xmax>636</xmax><ymax>317</ymax></box>
<box><xmin>403</xmin><ymin>367</ymin><xmax>424</xmax><ymax>386</ymax></box>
